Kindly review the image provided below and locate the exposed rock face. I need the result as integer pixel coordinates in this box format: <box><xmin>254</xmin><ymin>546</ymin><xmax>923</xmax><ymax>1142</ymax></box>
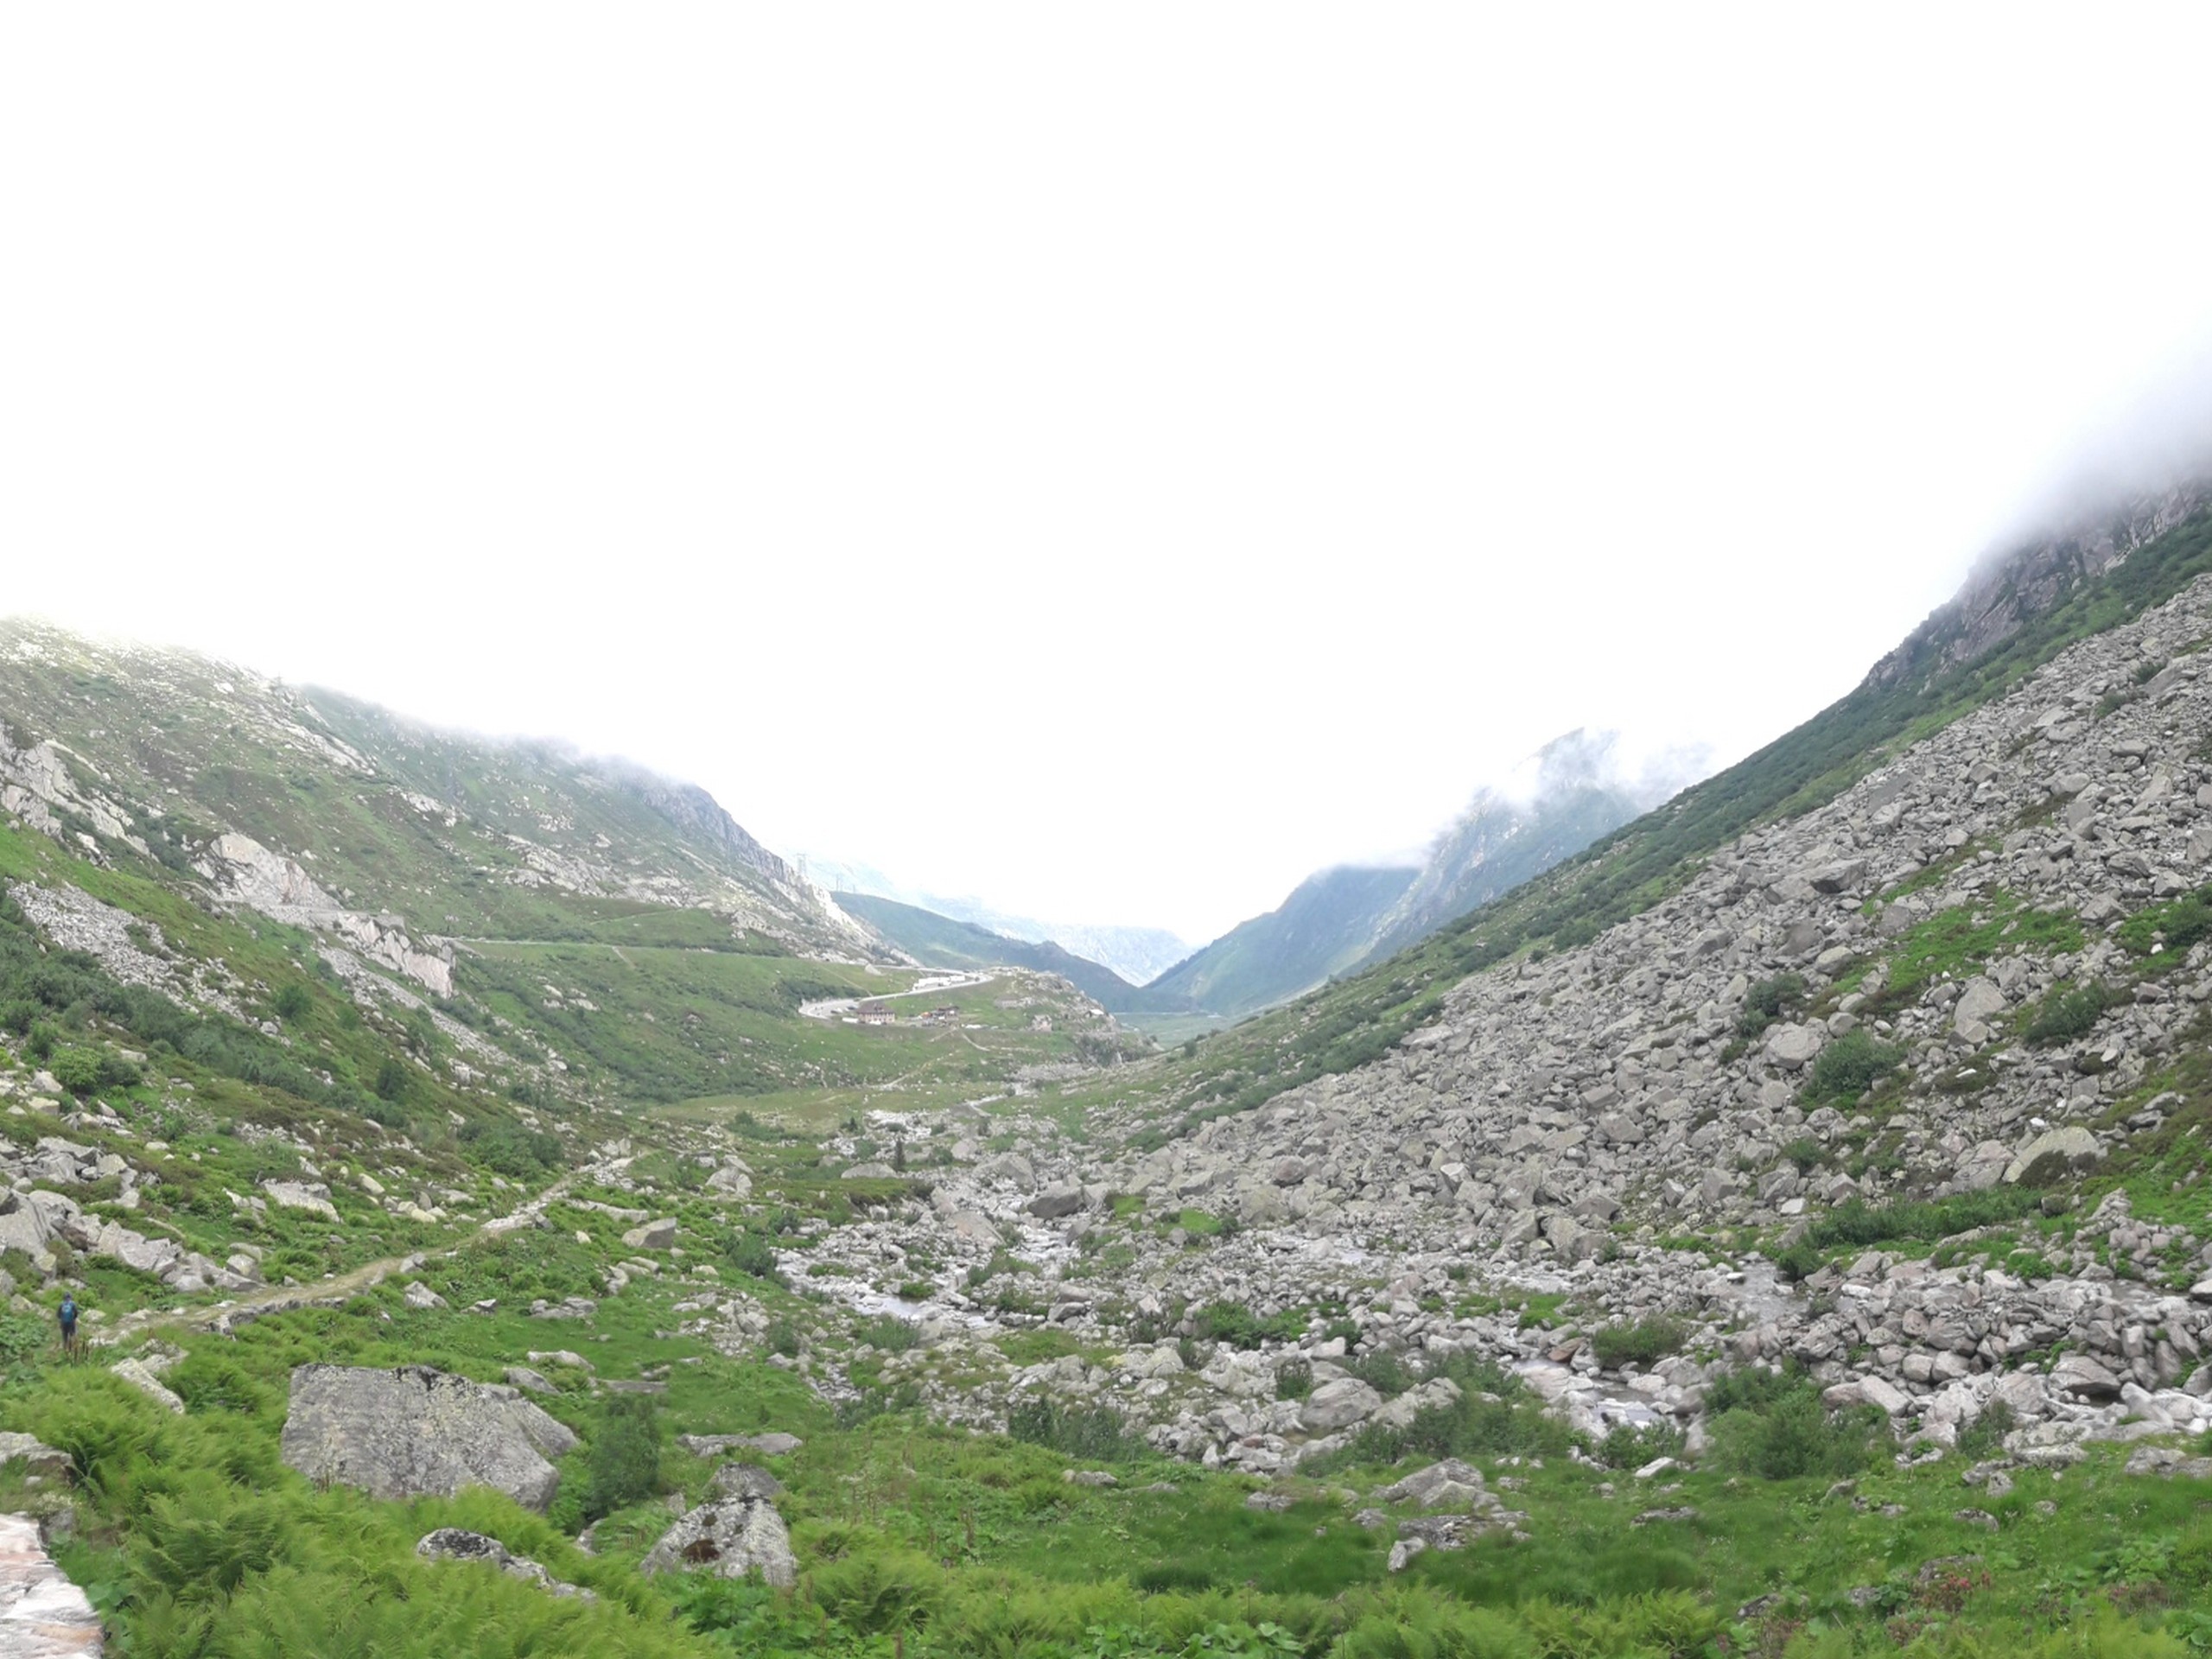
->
<box><xmin>280</xmin><ymin>1364</ymin><xmax>579</xmax><ymax>1511</ymax></box>
<box><xmin>201</xmin><ymin>832</ymin><xmax>457</xmax><ymax>996</ymax></box>
<box><xmin>1866</xmin><ymin>480</ymin><xmax>2212</xmax><ymax>694</ymax></box>
<box><xmin>0</xmin><ymin>1185</ymin><xmax>251</xmax><ymax>1294</ymax></box>
<box><xmin>638</xmin><ymin>1497</ymin><xmax>797</xmax><ymax>1587</ymax></box>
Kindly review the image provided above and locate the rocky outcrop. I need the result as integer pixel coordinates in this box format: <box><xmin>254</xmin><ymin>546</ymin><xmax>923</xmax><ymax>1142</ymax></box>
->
<box><xmin>200</xmin><ymin>833</ymin><xmax>455</xmax><ymax>996</ymax></box>
<box><xmin>1866</xmin><ymin>480</ymin><xmax>2212</xmax><ymax>695</ymax></box>
<box><xmin>415</xmin><ymin>1529</ymin><xmax>591</xmax><ymax>1599</ymax></box>
<box><xmin>280</xmin><ymin>1364</ymin><xmax>579</xmax><ymax>1511</ymax></box>
<box><xmin>0</xmin><ymin>1185</ymin><xmax>253</xmax><ymax>1294</ymax></box>
<box><xmin>638</xmin><ymin>1495</ymin><xmax>797</xmax><ymax>1587</ymax></box>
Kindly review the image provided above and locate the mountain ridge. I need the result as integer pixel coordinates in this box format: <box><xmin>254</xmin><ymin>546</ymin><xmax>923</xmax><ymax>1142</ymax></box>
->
<box><xmin>830</xmin><ymin>890</ymin><xmax>1197</xmax><ymax>1015</ymax></box>
<box><xmin>1146</xmin><ymin>729</ymin><xmax>1662</xmax><ymax>1017</ymax></box>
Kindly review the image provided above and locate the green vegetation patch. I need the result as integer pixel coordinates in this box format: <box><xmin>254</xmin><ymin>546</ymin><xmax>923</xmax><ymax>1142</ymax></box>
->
<box><xmin>1776</xmin><ymin>1188</ymin><xmax>2046</xmax><ymax>1281</ymax></box>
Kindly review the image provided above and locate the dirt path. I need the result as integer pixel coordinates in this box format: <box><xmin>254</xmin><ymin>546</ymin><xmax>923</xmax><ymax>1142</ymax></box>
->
<box><xmin>136</xmin><ymin>1166</ymin><xmax>601</xmax><ymax>1340</ymax></box>
<box><xmin>798</xmin><ymin>970</ymin><xmax>994</xmax><ymax>1020</ymax></box>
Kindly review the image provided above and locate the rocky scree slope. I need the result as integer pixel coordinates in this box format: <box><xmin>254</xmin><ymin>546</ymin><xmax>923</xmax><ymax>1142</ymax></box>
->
<box><xmin>751</xmin><ymin>560</ymin><xmax>2212</xmax><ymax>1478</ymax></box>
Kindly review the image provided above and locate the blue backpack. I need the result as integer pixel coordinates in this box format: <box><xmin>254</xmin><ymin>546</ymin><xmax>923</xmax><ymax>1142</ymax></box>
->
<box><xmin>59</xmin><ymin>1297</ymin><xmax>75</xmax><ymax>1326</ymax></box>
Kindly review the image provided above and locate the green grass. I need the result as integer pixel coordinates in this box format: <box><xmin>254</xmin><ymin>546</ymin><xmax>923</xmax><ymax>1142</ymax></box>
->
<box><xmin>1776</xmin><ymin>1188</ymin><xmax>2048</xmax><ymax>1281</ymax></box>
<box><xmin>467</xmin><ymin>942</ymin><xmax>1096</xmax><ymax>1105</ymax></box>
<box><xmin>1867</xmin><ymin>889</ymin><xmax>2084</xmax><ymax>1012</ymax></box>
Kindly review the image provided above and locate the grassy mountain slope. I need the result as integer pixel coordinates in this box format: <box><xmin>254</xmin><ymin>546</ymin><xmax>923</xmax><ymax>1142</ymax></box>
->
<box><xmin>833</xmin><ymin>891</ymin><xmax>1195</xmax><ymax>1015</ymax></box>
<box><xmin>1146</xmin><ymin>864</ymin><xmax>1417</xmax><ymax>1019</ymax></box>
<box><xmin>0</xmin><ymin>620</ymin><xmax>867</xmax><ymax>958</ymax></box>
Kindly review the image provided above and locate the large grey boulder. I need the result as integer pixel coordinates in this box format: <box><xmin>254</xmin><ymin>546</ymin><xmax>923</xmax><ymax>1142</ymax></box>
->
<box><xmin>1299</xmin><ymin>1378</ymin><xmax>1384</xmax><ymax>1434</ymax></box>
<box><xmin>1026</xmin><ymin>1185</ymin><xmax>1086</xmax><ymax>1219</ymax></box>
<box><xmin>2050</xmin><ymin>1354</ymin><xmax>2123</xmax><ymax>1401</ymax></box>
<box><xmin>2004</xmin><ymin>1127</ymin><xmax>2102</xmax><ymax>1186</ymax></box>
<box><xmin>639</xmin><ymin>1497</ymin><xmax>797</xmax><ymax>1587</ymax></box>
<box><xmin>263</xmin><ymin>1180</ymin><xmax>339</xmax><ymax>1220</ymax></box>
<box><xmin>1952</xmin><ymin>977</ymin><xmax>2008</xmax><ymax>1039</ymax></box>
<box><xmin>620</xmin><ymin>1219</ymin><xmax>677</xmax><ymax>1250</ymax></box>
<box><xmin>281</xmin><ymin>1364</ymin><xmax>579</xmax><ymax>1511</ymax></box>
<box><xmin>1763</xmin><ymin>1024</ymin><xmax>1822</xmax><ymax>1070</ymax></box>
<box><xmin>1378</xmin><ymin>1458</ymin><xmax>1491</xmax><ymax>1511</ymax></box>
<box><xmin>704</xmin><ymin>1165</ymin><xmax>753</xmax><ymax>1200</ymax></box>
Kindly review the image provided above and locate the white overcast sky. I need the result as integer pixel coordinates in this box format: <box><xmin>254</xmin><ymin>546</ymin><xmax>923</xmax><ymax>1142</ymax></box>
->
<box><xmin>8</xmin><ymin>8</ymin><xmax>2212</xmax><ymax>946</ymax></box>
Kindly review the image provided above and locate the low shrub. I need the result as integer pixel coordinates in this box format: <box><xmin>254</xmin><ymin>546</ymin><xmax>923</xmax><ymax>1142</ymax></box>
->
<box><xmin>1782</xmin><ymin>1136</ymin><xmax>1825</xmax><ymax>1173</ymax></box>
<box><xmin>1005</xmin><ymin>1397</ymin><xmax>1149</xmax><ymax>1462</ymax></box>
<box><xmin>1588</xmin><ymin>1316</ymin><xmax>1688</xmax><ymax>1371</ymax></box>
<box><xmin>2120</xmin><ymin>885</ymin><xmax>2212</xmax><ymax>967</ymax></box>
<box><xmin>2025</xmin><ymin>979</ymin><xmax>2116</xmax><ymax>1045</ymax></box>
<box><xmin>1803</xmin><ymin>1028</ymin><xmax>1904</xmax><ymax>1103</ymax></box>
<box><xmin>1737</xmin><ymin>974</ymin><xmax>1805</xmax><ymax>1039</ymax></box>
<box><xmin>1774</xmin><ymin>1186</ymin><xmax>2043</xmax><ymax>1280</ymax></box>
<box><xmin>1345</xmin><ymin>1349</ymin><xmax>1414</xmax><ymax>1399</ymax></box>
<box><xmin>1311</xmin><ymin>1359</ymin><xmax>1573</xmax><ymax>1471</ymax></box>
<box><xmin>1274</xmin><ymin>1358</ymin><xmax>1313</xmax><ymax>1401</ymax></box>
<box><xmin>1954</xmin><ymin>1398</ymin><xmax>2017</xmax><ymax>1461</ymax></box>
<box><xmin>1590</xmin><ymin>1419</ymin><xmax>1688</xmax><ymax>1470</ymax></box>
<box><xmin>49</xmin><ymin>1046</ymin><xmax>115</xmax><ymax>1096</ymax></box>
<box><xmin>1706</xmin><ymin>1370</ymin><xmax>1884</xmax><ymax>1480</ymax></box>
<box><xmin>723</xmin><ymin>1229</ymin><xmax>783</xmax><ymax>1284</ymax></box>
<box><xmin>1192</xmin><ymin>1301</ymin><xmax>1304</xmax><ymax>1351</ymax></box>
<box><xmin>581</xmin><ymin>1395</ymin><xmax>662</xmax><ymax>1522</ymax></box>
<box><xmin>810</xmin><ymin>1548</ymin><xmax>944</xmax><ymax>1634</ymax></box>
<box><xmin>853</xmin><ymin>1315</ymin><xmax>918</xmax><ymax>1353</ymax></box>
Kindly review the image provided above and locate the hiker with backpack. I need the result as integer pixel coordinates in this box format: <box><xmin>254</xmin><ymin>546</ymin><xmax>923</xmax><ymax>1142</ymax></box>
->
<box><xmin>56</xmin><ymin>1293</ymin><xmax>79</xmax><ymax>1357</ymax></box>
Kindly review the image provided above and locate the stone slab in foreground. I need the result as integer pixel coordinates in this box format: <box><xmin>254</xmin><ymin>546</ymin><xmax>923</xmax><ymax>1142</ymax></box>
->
<box><xmin>0</xmin><ymin>1512</ymin><xmax>102</xmax><ymax>1656</ymax></box>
